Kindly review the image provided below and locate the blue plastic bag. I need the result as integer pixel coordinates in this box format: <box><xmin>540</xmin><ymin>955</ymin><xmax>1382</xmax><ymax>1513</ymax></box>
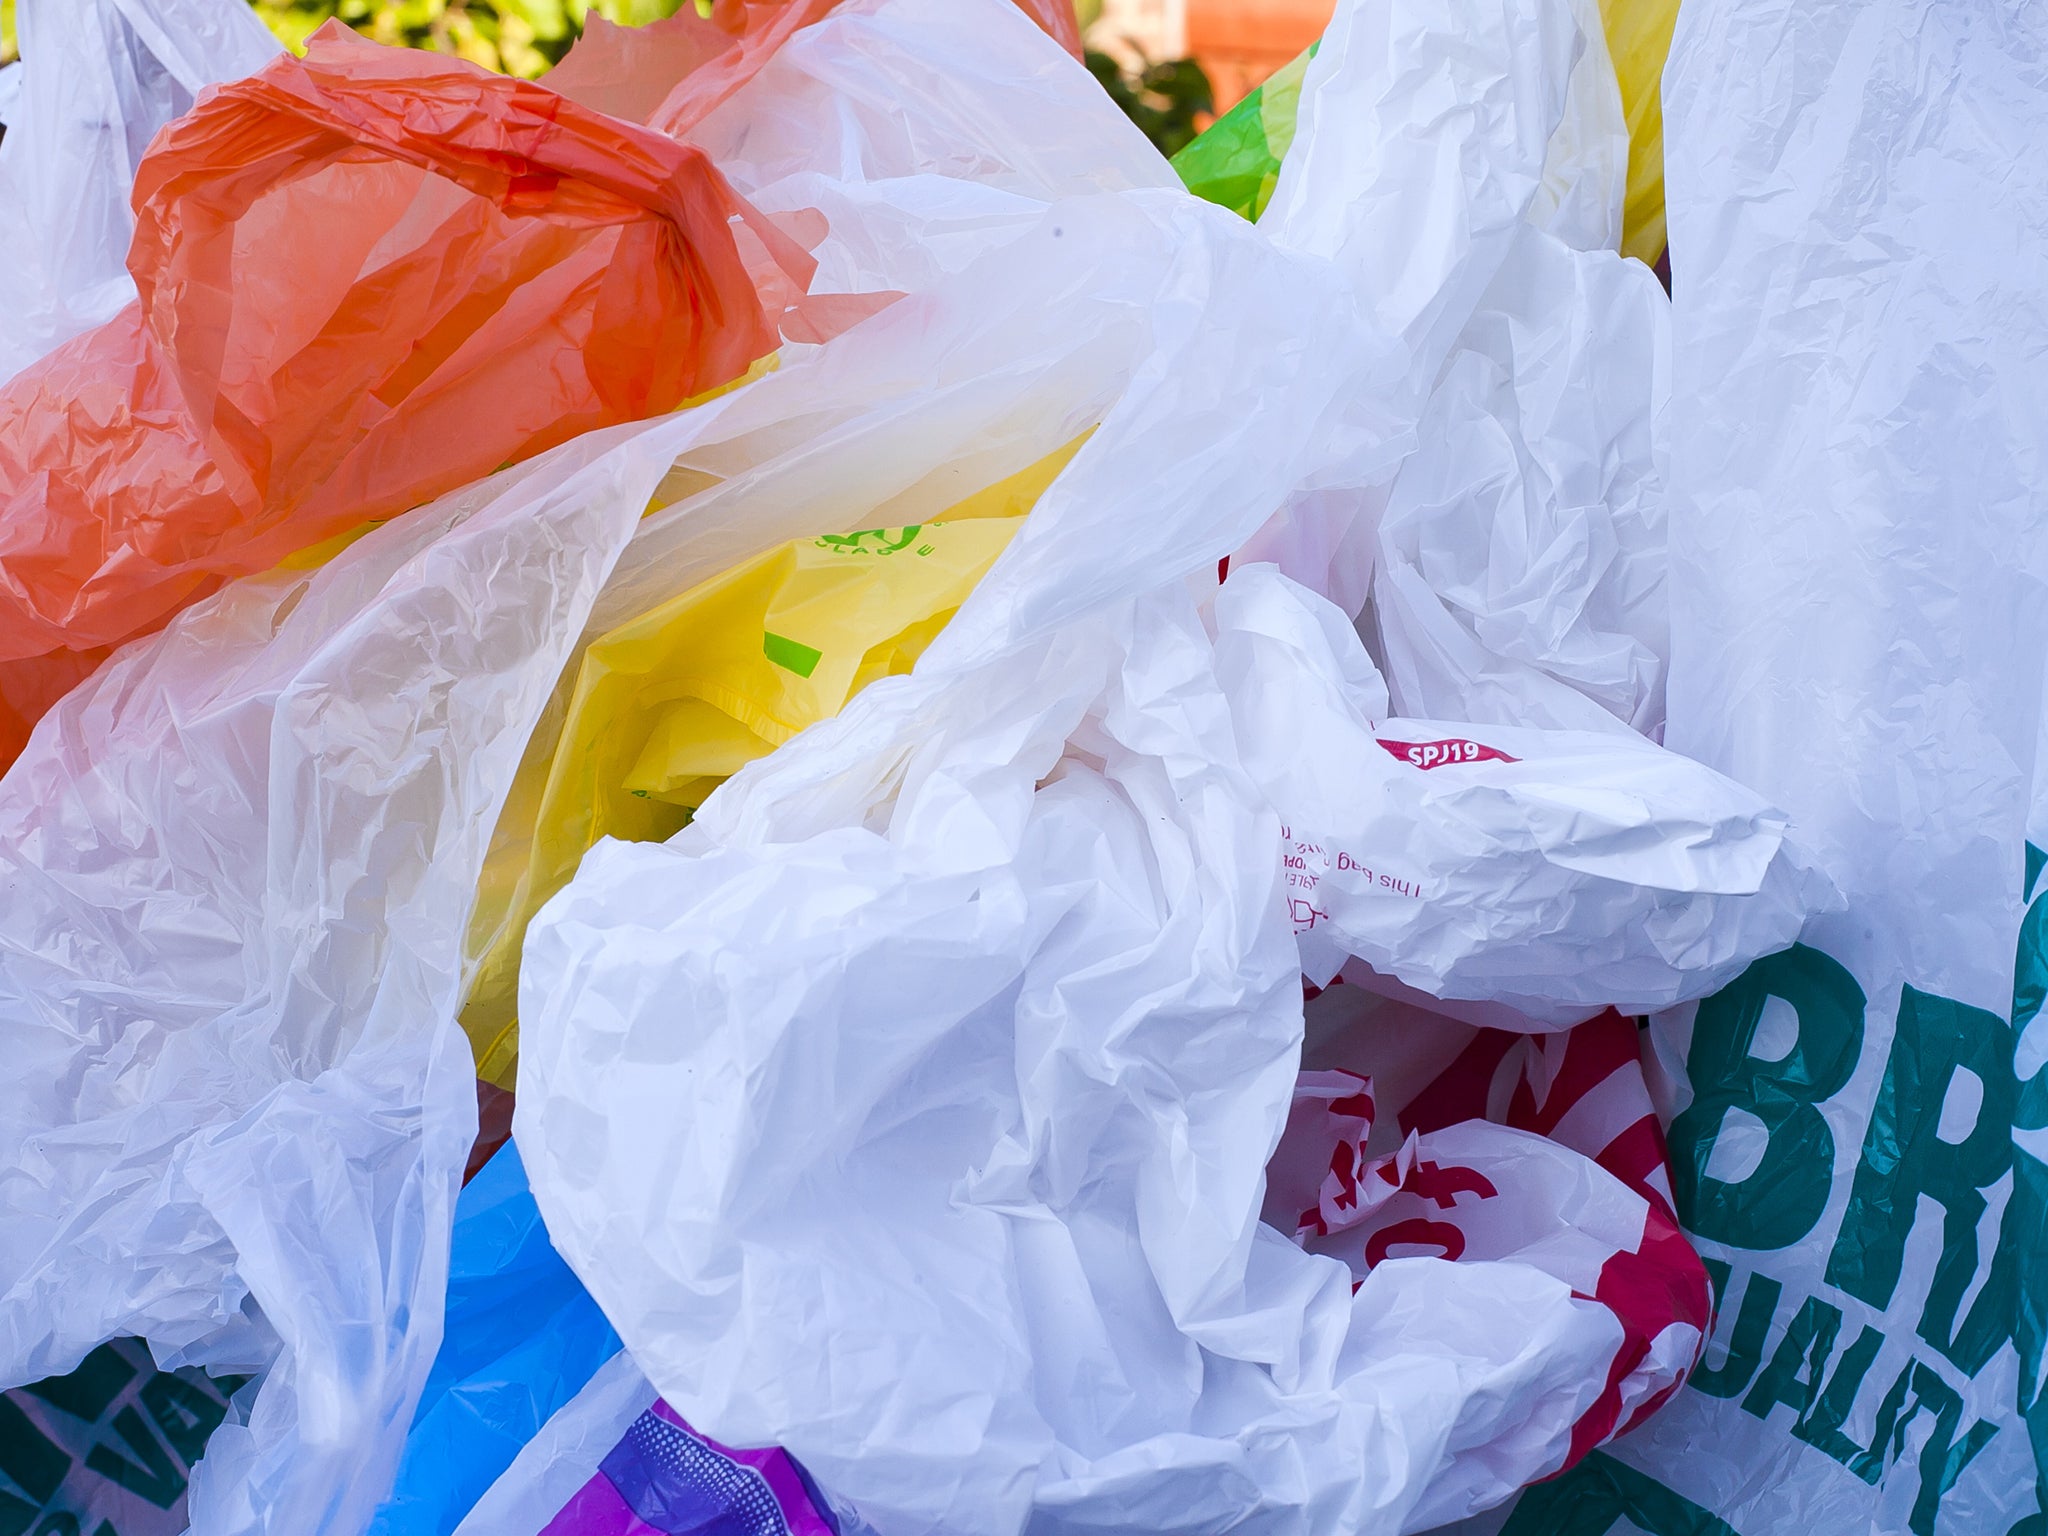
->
<box><xmin>369</xmin><ymin>1143</ymin><xmax>622</xmax><ymax>1536</ymax></box>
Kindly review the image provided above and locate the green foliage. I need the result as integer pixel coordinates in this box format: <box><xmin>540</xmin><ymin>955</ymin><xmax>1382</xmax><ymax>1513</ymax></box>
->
<box><xmin>0</xmin><ymin>0</ymin><xmax>1211</xmax><ymax>166</ymax></box>
<box><xmin>1084</xmin><ymin>46</ymin><xmax>1213</xmax><ymax>158</ymax></box>
<box><xmin>248</xmin><ymin>0</ymin><xmax>697</xmax><ymax>77</ymax></box>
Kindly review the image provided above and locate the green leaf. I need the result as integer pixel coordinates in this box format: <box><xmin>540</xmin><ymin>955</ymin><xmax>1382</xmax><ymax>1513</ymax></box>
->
<box><xmin>588</xmin><ymin>0</ymin><xmax>686</xmax><ymax>23</ymax></box>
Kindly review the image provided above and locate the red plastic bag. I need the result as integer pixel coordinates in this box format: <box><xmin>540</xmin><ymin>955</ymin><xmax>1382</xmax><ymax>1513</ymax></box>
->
<box><xmin>0</xmin><ymin>24</ymin><xmax>813</xmax><ymax>733</ymax></box>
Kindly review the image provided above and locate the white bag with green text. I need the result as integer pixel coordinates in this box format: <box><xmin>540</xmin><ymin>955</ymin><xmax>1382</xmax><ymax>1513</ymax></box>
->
<box><xmin>1447</xmin><ymin>0</ymin><xmax>2048</xmax><ymax>1533</ymax></box>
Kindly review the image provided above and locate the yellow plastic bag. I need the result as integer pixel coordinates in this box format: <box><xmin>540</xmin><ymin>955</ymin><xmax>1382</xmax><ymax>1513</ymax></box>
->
<box><xmin>461</xmin><ymin>441</ymin><xmax>1080</xmax><ymax>1086</ymax></box>
<box><xmin>1596</xmin><ymin>0</ymin><xmax>1679</xmax><ymax>268</ymax></box>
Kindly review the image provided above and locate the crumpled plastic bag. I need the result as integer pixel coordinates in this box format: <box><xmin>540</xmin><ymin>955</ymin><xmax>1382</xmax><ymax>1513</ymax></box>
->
<box><xmin>571</xmin><ymin>0</ymin><xmax>1173</xmax><ymax>302</ymax></box>
<box><xmin>462</xmin><ymin>446</ymin><xmax>1078</xmax><ymax>1087</ymax></box>
<box><xmin>0</xmin><ymin>22</ymin><xmax>815</xmax><ymax>764</ymax></box>
<box><xmin>512</xmin><ymin>4</ymin><xmax>1830</xmax><ymax>1530</ymax></box>
<box><xmin>558</xmin><ymin>0</ymin><xmax>1080</xmax><ymax>147</ymax></box>
<box><xmin>1512</xmin><ymin>0</ymin><xmax>2048</xmax><ymax>1529</ymax></box>
<box><xmin>0</xmin><ymin>8</ymin><xmax>1222</xmax><ymax>1534</ymax></box>
<box><xmin>0</xmin><ymin>0</ymin><xmax>280</xmax><ymax>384</ymax></box>
<box><xmin>1215</xmin><ymin>565</ymin><xmax>1830</xmax><ymax>1024</ymax></box>
<box><xmin>1169</xmin><ymin>0</ymin><xmax>1675</xmax><ymax>268</ymax></box>
<box><xmin>0</xmin><ymin>421</ymin><xmax>649</xmax><ymax>1536</ymax></box>
<box><xmin>0</xmin><ymin>1336</ymin><xmax>253</xmax><ymax>1536</ymax></box>
<box><xmin>1216</xmin><ymin>0</ymin><xmax>1673</xmax><ymax>739</ymax></box>
<box><xmin>1275</xmin><ymin>999</ymin><xmax>1710</xmax><ymax>1492</ymax></box>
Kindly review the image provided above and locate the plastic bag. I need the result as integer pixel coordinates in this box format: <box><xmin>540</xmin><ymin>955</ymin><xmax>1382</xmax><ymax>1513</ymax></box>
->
<box><xmin>513</xmin><ymin>5</ymin><xmax>1828</xmax><ymax>1529</ymax></box>
<box><xmin>0</xmin><ymin>1337</ymin><xmax>252</xmax><ymax>1536</ymax></box>
<box><xmin>462</xmin><ymin>449</ymin><xmax>1077</xmax><ymax>1087</ymax></box>
<box><xmin>0</xmin><ymin>22</ymin><xmax>812</xmax><ymax>759</ymax></box>
<box><xmin>1279</xmin><ymin>998</ymin><xmax>1711</xmax><ymax>1489</ymax></box>
<box><xmin>1170</xmin><ymin>0</ymin><xmax>1675</xmax><ymax>266</ymax></box>
<box><xmin>1215</xmin><ymin>565</ymin><xmax>1828</xmax><ymax>1025</ymax></box>
<box><xmin>0</xmin><ymin>12</ymin><xmax>1229</xmax><ymax>1532</ymax></box>
<box><xmin>1220</xmin><ymin>0</ymin><xmax>1673</xmax><ymax>738</ymax></box>
<box><xmin>445</xmin><ymin>1350</ymin><xmax>840</xmax><ymax>1536</ymax></box>
<box><xmin>560</xmin><ymin>0</ymin><xmax>1081</xmax><ymax>147</ymax></box>
<box><xmin>578</xmin><ymin>0</ymin><xmax>1174</xmax><ymax>300</ymax></box>
<box><xmin>368</xmin><ymin>1142</ymin><xmax>622</xmax><ymax>1536</ymax></box>
<box><xmin>0</xmin><ymin>0</ymin><xmax>280</xmax><ymax>384</ymax></box>
<box><xmin>0</xmin><ymin>425</ymin><xmax>659</xmax><ymax>1536</ymax></box>
<box><xmin>1494</xmin><ymin>0</ymin><xmax>2048</xmax><ymax>1531</ymax></box>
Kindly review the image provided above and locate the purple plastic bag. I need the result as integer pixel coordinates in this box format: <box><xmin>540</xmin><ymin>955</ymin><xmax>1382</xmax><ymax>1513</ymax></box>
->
<box><xmin>540</xmin><ymin>1401</ymin><xmax>835</xmax><ymax>1536</ymax></box>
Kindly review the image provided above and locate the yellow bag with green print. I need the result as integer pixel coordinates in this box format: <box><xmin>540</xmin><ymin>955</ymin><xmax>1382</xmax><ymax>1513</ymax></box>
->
<box><xmin>460</xmin><ymin>442</ymin><xmax>1079</xmax><ymax>1087</ymax></box>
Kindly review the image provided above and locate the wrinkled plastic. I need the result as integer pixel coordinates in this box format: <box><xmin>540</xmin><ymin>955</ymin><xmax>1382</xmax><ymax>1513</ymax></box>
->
<box><xmin>514</xmin><ymin>4</ymin><xmax>1828</xmax><ymax>1531</ymax></box>
<box><xmin>1524</xmin><ymin>0</ymin><xmax>2048</xmax><ymax>1531</ymax></box>
<box><xmin>0</xmin><ymin>0</ymin><xmax>280</xmax><ymax>384</ymax></box>
<box><xmin>0</xmin><ymin>422</ymin><xmax>648</xmax><ymax>1536</ymax></box>
<box><xmin>1171</xmin><ymin>0</ymin><xmax>1674</xmax><ymax>265</ymax></box>
<box><xmin>550</xmin><ymin>0</ymin><xmax>1082</xmax><ymax>145</ymax></box>
<box><xmin>1216</xmin><ymin>565</ymin><xmax>1829</xmax><ymax>1024</ymax></box>
<box><xmin>447</xmin><ymin>1351</ymin><xmax>838</xmax><ymax>1536</ymax></box>
<box><xmin>0</xmin><ymin>1337</ymin><xmax>251</xmax><ymax>1536</ymax></box>
<box><xmin>1228</xmin><ymin>0</ymin><xmax>1674</xmax><ymax>744</ymax></box>
<box><xmin>0</xmin><ymin>23</ymin><xmax>812</xmax><ymax>762</ymax></box>
<box><xmin>0</xmin><ymin>10</ymin><xmax>1204</xmax><ymax>1536</ymax></box>
<box><xmin>463</xmin><ymin>450</ymin><xmax>1075</xmax><ymax>1087</ymax></box>
<box><xmin>1280</xmin><ymin>999</ymin><xmax>1710</xmax><ymax>1501</ymax></box>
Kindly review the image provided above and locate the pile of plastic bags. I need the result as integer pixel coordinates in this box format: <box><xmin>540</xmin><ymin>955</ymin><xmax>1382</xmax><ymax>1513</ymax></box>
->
<box><xmin>0</xmin><ymin>0</ymin><xmax>2041</xmax><ymax>1533</ymax></box>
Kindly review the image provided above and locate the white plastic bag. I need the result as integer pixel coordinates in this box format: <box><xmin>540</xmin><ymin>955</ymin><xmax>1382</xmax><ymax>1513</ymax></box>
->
<box><xmin>0</xmin><ymin>0</ymin><xmax>280</xmax><ymax>382</ymax></box>
<box><xmin>1511</xmin><ymin>0</ymin><xmax>2048</xmax><ymax>1531</ymax></box>
<box><xmin>0</xmin><ymin>5</ymin><xmax>1175</xmax><ymax>1531</ymax></box>
<box><xmin>1238</xmin><ymin>0</ymin><xmax>1673</xmax><ymax>739</ymax></box>
<box><xmin>514</xmin><ymin>3</ymin><xmax>1829</xmax><ymax>1530</ymax></box>
<box><xmin>1214</xmin><ymin>565</ymin><xmax>1828</xmax><ymax>1024</ymax></box>
<box><xmin>0</xmin><ymin>429</ymin><xmax>656</xmax><ymax>1536</ymax></box>
<box><xmin>683</xmin><ymin>0</ymin><xmax>1177</xmax><ymax>300</ymax></box>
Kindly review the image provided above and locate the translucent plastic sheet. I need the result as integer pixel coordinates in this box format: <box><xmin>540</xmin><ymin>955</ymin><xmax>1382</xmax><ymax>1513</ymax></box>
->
<box><xmin>1544</xmin><ymin>0</ymin><xmax>2048</xmax><ymax>1531</ymax></box>
<box><xmin>514</xmin><ymin>3</ymin><xmax>1830</xmax><ymax>1531</ymax></box>
<box><xmin>462</xmin><ymin>449</ymin><xmax>1076</xmax><ymax>1087</ymax></box>
<box><xmin>0</xmin><ymin>0</ymin><xmax>280</xmax><ymax>383</ymax></box>
<box><xmin>0</xmin><ymin>10</ymin><xmax>1219</xmax><ymax>1535</ymax></box>
<box><xmin>0</xmin><ymin>23</ymin><xmax>811</xmax><ymax>762</ymax></box>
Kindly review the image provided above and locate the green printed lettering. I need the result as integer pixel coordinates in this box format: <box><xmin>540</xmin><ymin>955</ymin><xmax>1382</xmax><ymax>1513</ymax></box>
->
<box><xmin>0</xmin><ymin>1397</ymin><xmax>73</xmax><ymax>1504</ymax></box>
<box><xmin>32</xmin><ymin>1516</ymin><xmax>80</xmax><ymax>1536</ymax></box>
<box><xmin>138</xmin><ymin>1375</ymin><xmax>226</xmax><ymax>1465</ymax></box>
<box><xmin>1671</xmin><ymin>946</ymin><xmax>1865</xmax><ymax>1249</ymax></box>
<box><xmin>82</xmin><ymin>1408</ymin><xmax>183</xmax><ymax>1510</ymax></box>
<box><xmin>761</xmin><ymin>631</ymin><xmax>821</xmax><ymax>679</ymax></box>
<box><xmin>1743</xmin><ymin>1296</ymin><xmax>1844</xmax><ymax>1425</ymax></box>
<box><xmin>2010</xmin><ymin>882</ymin><xmax>2048</xmax><ymax>1450</ymax></box>
<box><xmin>1499</xmin><ymin>1450</ymin><xmax>1738</xmax><ymax>1535</ymax></box>
<box><xmin>1690</xmin><ymin>1260</ymin><xmax>1780</xmax><ymax>1400</ymax></box>
<box><xmin>1853</xmin><ymin>1359</ymin><xmax>1997</xmax><ymax>1532</ymax></box>
<box><xmin>1825</xmin><ymin>987</ymin><xmax>2017</xmax><ymax>1371</ymax></box>
<box><xmin>24</xmin><ymin>1345</ymin><xmax>137</xmax><ymax>1425</ymax></box>
<box><xmin>1794</xmin><ymin>1322</ymin><xmax>1887</xmax><ymax>1476</ymax></box>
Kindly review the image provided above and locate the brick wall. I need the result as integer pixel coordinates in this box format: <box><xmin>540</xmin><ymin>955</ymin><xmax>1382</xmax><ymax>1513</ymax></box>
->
<box><xmin>1186</xmin><ymin>0</ymin><xmax>1330</xmax><ymax>110</ymax></box>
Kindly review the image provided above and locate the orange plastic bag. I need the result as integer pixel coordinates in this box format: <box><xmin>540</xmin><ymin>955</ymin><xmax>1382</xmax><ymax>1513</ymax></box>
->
<box><xmin>0</xmin><ymin>23</ymin><xmax>813</xmax><ymax>721</ymax></box>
